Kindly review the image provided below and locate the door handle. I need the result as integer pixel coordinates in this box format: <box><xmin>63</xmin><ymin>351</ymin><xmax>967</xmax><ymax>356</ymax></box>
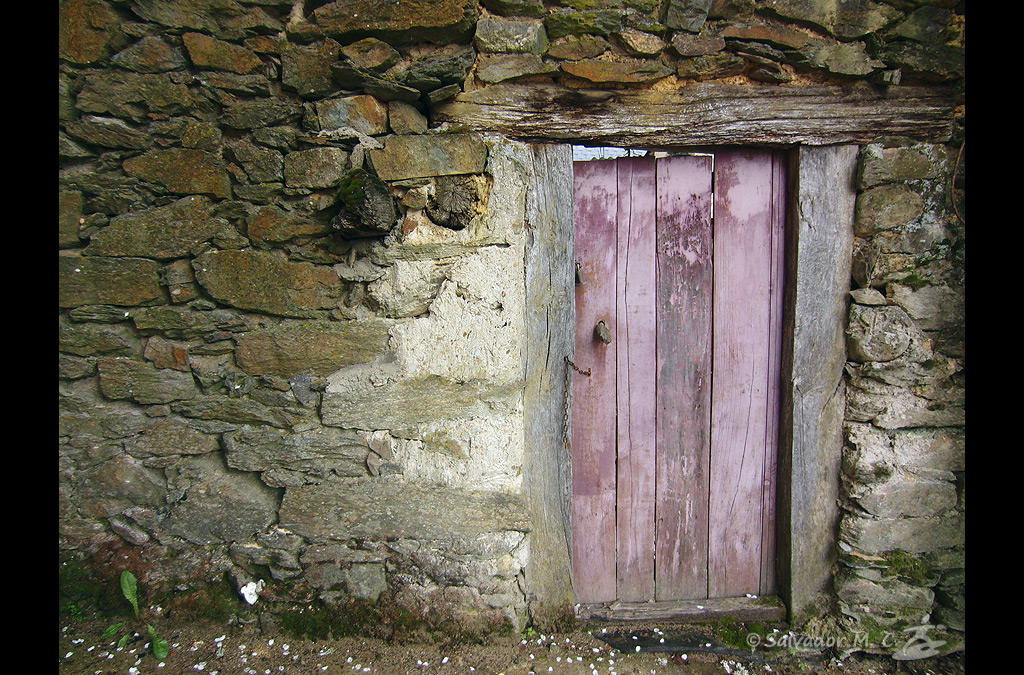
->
<box><xmin>595</xmin><ymin>320</ymin><xmax>612</xmax><ymax>344</ymax></box>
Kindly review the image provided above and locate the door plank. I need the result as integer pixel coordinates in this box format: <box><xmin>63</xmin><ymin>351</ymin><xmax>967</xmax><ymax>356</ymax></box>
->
<box><xmin>708</xmin><ymin>150</ymin><xmax>775</xmax><ymax>598</ymax></box>
<box><xmin>572</xmin><ymin>160</ymin><xmax>619</xmax><ymax>603</ymax></box>
<box><xmin>614</xmin><ymin>158</ymin><xmax>658</xmax><ymax>602</ymax></box>
<box><xmin>654</xmin><ymin>154</ymin><xmax>714</xmax><ymax>600</ymax></box>
<box><xmin>759</xmin><ymin>152</ymin><xmax>786</xmax><ymax>595</ymax></box>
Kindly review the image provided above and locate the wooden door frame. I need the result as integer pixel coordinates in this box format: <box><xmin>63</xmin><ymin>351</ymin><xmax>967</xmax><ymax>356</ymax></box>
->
<box><xmin>472</xmin><ymin>82</ymin><xmax>954</xmax><ymax>624</ymax></box>
<box><xmin>522</xmin><ymin>143</ymin><xmax>854</xmax><ymax>624</ymax></box>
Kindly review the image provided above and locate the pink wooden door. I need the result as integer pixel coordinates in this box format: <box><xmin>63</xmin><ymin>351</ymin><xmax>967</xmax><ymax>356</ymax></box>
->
<box><xmin>572</xmin><ymin>150</ymin><xmax>786</xmax><ymax>604</ymax></box>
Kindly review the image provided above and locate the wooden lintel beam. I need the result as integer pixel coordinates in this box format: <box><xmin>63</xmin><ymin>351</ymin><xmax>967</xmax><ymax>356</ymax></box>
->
<box><xmin>432</xmin><ymin>82</ymin><xmax>956</xmax><ymax>148</ymax></box>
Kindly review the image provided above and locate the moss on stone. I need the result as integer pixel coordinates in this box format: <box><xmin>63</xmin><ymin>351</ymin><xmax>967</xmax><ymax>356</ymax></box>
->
<box><xmin>882</xmin><ymin>550</ymin><xmax>932</xmax><ymax>585</ymax></box>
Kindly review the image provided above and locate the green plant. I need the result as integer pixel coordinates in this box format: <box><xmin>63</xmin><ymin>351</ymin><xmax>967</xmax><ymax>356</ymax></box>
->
<box><xmin>102</xmin><ymin>571</ymin><xmax>169</xmax><ymax>660</ymax></box>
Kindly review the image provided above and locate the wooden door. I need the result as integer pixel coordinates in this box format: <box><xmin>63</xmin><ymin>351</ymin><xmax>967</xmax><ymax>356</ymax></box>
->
<box><xmin>571</xmin><ymin>150</ymin><xmax>786</xmax><ymax>604</ymax></box>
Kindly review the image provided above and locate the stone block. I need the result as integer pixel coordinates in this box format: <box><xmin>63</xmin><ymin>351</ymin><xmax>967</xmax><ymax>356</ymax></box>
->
<box><xmin>79</xmin><ymin>455</ymin><xmax>168</xmax><ymax>512</ymax></box>
<box><xmin>721</xmin><ymin>23</ymin><xmax>808</xmax><ymax>49</ymax></box>
<box><xmin>474</xmin><ymin>16</ymin><xmax>548</xmax><ymax>54</ymax></box>
<box><xmin>315</xmin><ymin>95</ymin><xmax>388</xmax><ymax>136</ymax></box>
<box><xmin>59</xmin><ymin>0</ymin><xmax>121</xmax><ymax>64</ymax></box>
<box><xmin>247</xmin><ymin>205</ymin><xmax>329</xmax><ymax>245</ymax></box>
<box><xmin>544</xmin><ymin>8</ymin><xmax>623</xmax><ymax>39</ymax></box>
<box><xmin>282</xmin><ymin>40</ymin><xmax>342</xmax><ymax>98</ymax></box>
<box><xmin>59</xmin><ymin>254</ymin><xmax>164</xmax><ymax>308</ymax></box>
<box><xmin>125</xmin><ymin>417</ymin><xmax>220</xmax><ymax>458</ymax></box>
<box><xmin>561</xmin><ymin>58</ymin><xmax>673</xmax><ymax>83</ymax></box>
<box><xmin>477</xmin><ymin>54</ymin><xmax>555</xmax><ymax>83</ymax></box>
<box><xmin>859</xmin><ymin>143</ymin><xmax>948</xmax><ymax>189</ymax></box>
<box><xmin>129</xmin><ymin>0</ymin><xmax>229</xmax><ymax>33</ymax></box>
<box><xmin>143</xmin><ymin>335</ymin><xmax>191</xmax><ymax>371</ymax></box>
<box><xmin>77</xmin><ymin>72</ymin><xmax>196</xmax><ymax>120</ymax></box>
<box><xmin>59</xmin><ymin>191</ymin><xmax>84</xmax><ymax>249</ymax></box>
<box><xmin>341</xmin><ymin>38</ymin><xmax>400</xmax><ymax>72</ymax></box>
<box><xmin>887</xmin><ymin>283</ymin><xmax>964</xmax><ymax>332</ymax></box>
<box><xmin>223</xmin><ymin>425</ymin><xmax>369</xmax><ymax>480</ymax></box>
<box><xmin>846</xmin><ymin>378</ymin><xmax>964</xmax><ymax>429</ymax></box>
<box><xmin>171</xmin><ymin>396</ymin><xmax>311</xmax><ymax>429</ymax></box>
<box><xmin>166</xmin><ymin>454</ymin><xmax>280</xmax><ymax>546</ymax></box>
<box><xmin>547</xmin><ymin>35</ymin><xmax>610</xmax><ymax>60</ymax></box>
<box><xmin>84</xmin><ymin>196</ymin><xmax>225</xmax><ymax>260</ymax></box>
<box><xmin>367</xmin><ymin>260</ymin><xmax>449</xmax><ymax>319</ymax></box>
<box><xmin>663</xmin><ymin>0</ymin><xmax>713</xmax><ymax>32</ymax></box>
<box><xmin>133</xmin><ymin>306</ymin><xmax>248</xmax><ymax>340</ymax></box>
<box><xmin>225</xmin><ymin>139</ymin><xmax>284</xmax><ymax>184</ymax></box>
<box><xmin>890</xmin><ymin>428</ymin><xmax>964</xmax><ymax>472</ymax></box>
<box><xmin>323</xmin><ymin>367</ymin><xmax>521</xmax><ymax>430</ymax></box>
<box><xmin>313</xmin><ymin>0</ymin><xmax>478</xmax><ymax>44</ymax></box>
<box><xmin>235</xmin><ymin>320</ymin><xmax>392</xmax><ymax>377</ymax></box>
<box><xmin>60</xmin><ymin>355</ymin><xmax>96</xmax><ymax>380</ymax></box>
<box><xmin>675</xmin><ymin>53</ymin><xmax>747</xmax><ymax>79</ymax></box>
<box><xmin>800</xmin><ymin>41</ymin><xmax>885</xmax><ymax>76</ymax></box>
<box><xmin>765</xmin><ymin>0</ymin><xmax>902</xmax><ymax>40</ymax></box>
<box><xmin>284</xmin><ymin>147</ymin><xmax>349</xmax><ymax>189</ymax></box>
<box><xmin>847</xmin><ymin>304</ymin><xmax>915</xmax><ymax>362</ymax></box>
<box><xmin>65</xmin><ymin>116</ymin><xmax>152</xmax><ymax>150</ymax></box>
<box><xmin>221</xmin><ymin>100</ymin><xmax>301</xmax><ymax>129</ymax></box>
<box><xmin>481</xmin><ymin>0</ymin><xmax>545</xmax><ymax>18</ymax></box>
<box><xmin>388</xmin><ymin>101</ymin><xmax>428</xmax><ymax>134</ymax></box>
<box><xmin>883</xmin><ymin>41</ymin><xmax>964</xmax><ymax>83</ymax></box>
<box><xmin>893</xmin><ymin>7</ymin><xmax>954</xmax><ymax>44</ymax></box>
<box><xmin>183</xmin><ymin>32</ymin><xmax>262</xmax><ymax>74</ymax></box>
<box><xmin>123</xmin><ymin>149</ymin><xmax>232</xmax><ymax>199</ymax></box>
<box><xmin>840</xmin><ymin>513</ymin><xmax>964</xmax><ymax>554</ymax></box>
<box><xmin>369</xmin><ymin>134</ymin><xmax>487</xmax><ymax>181</ymax></box>
<box><xmin>98</xmin><ymin>357</ymin><xmax>198</xmax><ymax>404</ymax></box>
<box><xmin>279</xmin><ymin>478</ymin><xmax>530</xmax><ymax>541</ymax></box>
<box><xmin>403</xmin><ymin>45</ymin><xmax>476</xmax><ymax>93</ymax></box>
<box><xmin>855</xmin><ymin>185</ymin><xmax>925</xmax><ymax>236</ymax></box>
<box><xmin>616</xmin><ymin>29</ymin><xmax>666</xmax><ymax>57</ymax></box>
<box><xmin>836</xmin><ymin>572</ymin><xmax>934</xmax><ymax>611</ymax></box>
<box><xmin>345</xmin><ymin>564</ymin><xmax>387</xmax><ymax>601</ymax></box>
<box><xmin>852</xmin><ymin>471</ymin><xmax>957</xmax><ymax>518</ymax></box>
<box><xmin>111</xmin><ymin>36</ymin><xmax>188</xmax><ymax>73</ymax></box>
<box><xmin>193</xmin><ymin>250</ymin><xmax>344</xmax><ymax>318</ymax></box>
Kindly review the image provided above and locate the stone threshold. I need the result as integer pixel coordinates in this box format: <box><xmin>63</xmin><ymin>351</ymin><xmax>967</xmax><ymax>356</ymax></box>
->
<box><xmin>577</xmin><ymin>596</ymin><xmax>787</xmax><ymax>623</ymax></box>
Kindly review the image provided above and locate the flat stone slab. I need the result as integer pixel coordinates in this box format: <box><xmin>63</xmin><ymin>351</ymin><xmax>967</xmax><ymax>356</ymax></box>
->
<box><xmin>369</xmin><ymin>133</ymin><xmax>487</xmax><ymax>181</ymax></box>
<box><xmin>279</xmin><ymin>478</ymin><xmax>531</xmax><ymax>541</ymax></box>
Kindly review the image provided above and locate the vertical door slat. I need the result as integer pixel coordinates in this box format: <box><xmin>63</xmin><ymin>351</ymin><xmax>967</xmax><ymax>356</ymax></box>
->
<box><xmin>759</xmin><ymin>152</ymin><xmax>786</xmax><ymax>595</ymax></box>
<box><xmin>654</xmin><ymin>155</ymin><xmax>714</xmax><ymax>600</ymax></box>
<box><xmin>708</xmin><ymin>150</ymin><xmax>775</xmax><ymax>598</ymax></box>
<box><xmin>615</xmin><ymin>158</ymin><xmax>658</xmax><ymax>602</ymax></box>
<box><xmin>571</xmin><ymin>160</ymin><xmax>618</xmax><ymax>603</ymax></box>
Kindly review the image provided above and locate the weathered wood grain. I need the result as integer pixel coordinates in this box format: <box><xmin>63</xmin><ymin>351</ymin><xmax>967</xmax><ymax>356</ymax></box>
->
<box><xmin>777</xmin><ymin>145</ymin><xmax>856</xmax><ymax>619</ymax></box>
<box><xmin>577</xmin><ymin>596</ymin><xmax>786</xmax><ymax>622</ymax></box>
<box><xmin>434</xmin><ymin>82</ymin><xmax>956</xmax><ymax>147</ymax></box>
<box><xmin>523</xmin><ymin>143</ymin><xmax>577</xmax><ymax>624</ymax></box>
<box><xmin>760</xmin><ymin>152</ymin><xmax>787</xmax><ymax>596</ymax></box>
<box><xmin>572</xmin><ymin>159</ymin><xmax>619</xmax><ymax>603</ymax></box>
<box><xmin>654</xmin><ymin>154</ymin><xmax>713</xmax><ymax>601</ymax></box>
<box><xmin>614</xmin><ymin>158</ymin><xmax>658</xmax><ymax>602</ymax></box>
<box><xmin>708</xmin><ymin>150</ymin><xmax>777</xmax><ymax>598</ymax></box>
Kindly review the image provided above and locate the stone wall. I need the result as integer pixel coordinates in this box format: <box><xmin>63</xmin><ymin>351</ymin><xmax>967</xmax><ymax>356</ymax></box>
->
<box><xmin>60</xmin><ymin>0</ymin><xmax>964</xmax><ymax>636</ymax></box>
<box><xmin>838</xmin><ymin>139</ymin><xmax>965</xmax><ymax>635</ymax></box>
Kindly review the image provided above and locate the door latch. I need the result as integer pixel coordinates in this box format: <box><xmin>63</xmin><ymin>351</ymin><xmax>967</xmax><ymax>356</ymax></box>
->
<box><xmin>595</xmin><ymin>320</ymin><xmax>612</xmax><ymax>344</ymax></box>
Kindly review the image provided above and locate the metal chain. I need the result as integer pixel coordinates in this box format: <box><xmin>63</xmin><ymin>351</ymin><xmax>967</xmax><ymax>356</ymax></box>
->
<box><xmin>562</xmin><ymin>356</ymin><xmax>590</xmax><ymax>448</ymax></box>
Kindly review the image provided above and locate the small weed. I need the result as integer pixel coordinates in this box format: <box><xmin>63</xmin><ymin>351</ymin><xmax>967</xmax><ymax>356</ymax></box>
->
<box><xmin>103</xmin><ymin>571</ymin><xmax>169</xmax><ymax>660</ymax></box>
<box><xmin>521</xmin><ymin>625</ymin><xmax>540</xmax><ymax>640</ymax></box>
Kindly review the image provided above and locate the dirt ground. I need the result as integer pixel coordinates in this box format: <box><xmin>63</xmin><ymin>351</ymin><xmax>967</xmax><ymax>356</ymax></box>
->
<box><xmin>59</xmin><ymin>616</ymin><xmax>964</xmax><ymax>675</ymax></box>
